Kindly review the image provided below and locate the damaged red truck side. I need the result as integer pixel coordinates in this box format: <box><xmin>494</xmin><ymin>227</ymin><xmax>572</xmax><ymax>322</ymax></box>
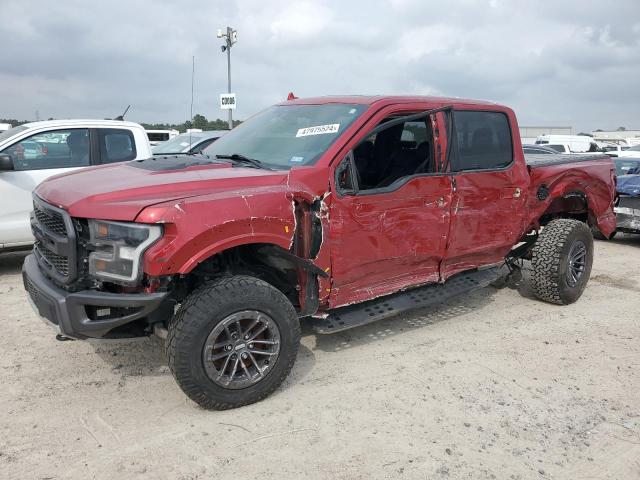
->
<box><xmin>23</xmin><ymin>96</ymin><xmax>616</xmax><ymax>409</ymax></box>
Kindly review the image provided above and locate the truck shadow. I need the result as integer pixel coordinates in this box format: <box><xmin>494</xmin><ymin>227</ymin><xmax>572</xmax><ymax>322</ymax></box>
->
<box><xmin>599</xmin><ymin>232</ymin><xmax>640</xmax><ymax>247</ymax></box>
<box><xmin>0</xmin><ymin>250</ymin><xmax>29</xmax><ymax>275</ymax></box>
<box><xmin>90</xmin><ymin>336</ymin><xmax>317</xmax><ymax>388</ymax></box>
<box><xmin>306</xmin><ymin>287</ymin><xmax>496</xmax><ymax>353</ymax></box>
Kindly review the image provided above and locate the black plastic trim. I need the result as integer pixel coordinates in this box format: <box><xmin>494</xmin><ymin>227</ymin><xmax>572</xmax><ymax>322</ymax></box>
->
<box><xmin>23</xmin><ymin>254</ymin><xmax>167</xmax><ymax>339</ymax></box>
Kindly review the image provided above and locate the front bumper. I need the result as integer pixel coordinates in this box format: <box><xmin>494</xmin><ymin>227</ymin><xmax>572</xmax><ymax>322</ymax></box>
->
<box><xmin>22</xmin><ymin>254</ymin><xmax>168</xmax><ymax>339</ymax></box>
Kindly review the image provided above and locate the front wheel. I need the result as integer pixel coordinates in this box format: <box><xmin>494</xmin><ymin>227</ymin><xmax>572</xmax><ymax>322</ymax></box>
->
<box><xmin>532</xmin><ymin>219</ymin><xmax>594</xmax><ymax>305</ymax></box>
<box><xmin>167</xmin><ymin>275</ymin><xmax>300</xmax><ymax>410</ymax></box>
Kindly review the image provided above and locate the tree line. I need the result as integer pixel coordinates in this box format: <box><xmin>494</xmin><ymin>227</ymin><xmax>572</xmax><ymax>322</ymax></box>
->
<box><xmin>0</xmin><ymin>113</ymin><xmax>242</xmax><ymax>132</ymax></box>
<box><xmin>140</xmin><ymin>114</ymin><xmax>241</xmax><ymax>132</ymax></box>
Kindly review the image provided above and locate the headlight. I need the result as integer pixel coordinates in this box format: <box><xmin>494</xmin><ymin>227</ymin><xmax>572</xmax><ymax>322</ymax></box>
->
<box><xmin>88</xmin><ymin>220</ymin><xmax>162</xmax><ymax>284</ymax></box>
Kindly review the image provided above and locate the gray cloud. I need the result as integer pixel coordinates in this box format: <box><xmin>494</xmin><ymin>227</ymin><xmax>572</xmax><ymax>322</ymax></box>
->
<box><xmin>1</xmin><ymin>0</ymin><xmax>638</xmax><ymax>132</ymax></box>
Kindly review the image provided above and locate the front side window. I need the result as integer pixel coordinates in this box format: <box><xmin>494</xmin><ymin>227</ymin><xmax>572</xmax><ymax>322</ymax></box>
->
<box><xmin>202</xmin><ymin>104</ymin><xmax>367</xmax><ymax>169</ymax></box>
<box><xmin>1</xmin><ymin>128</ymin><xmax>90</xmax><ymax>170</ymax></box>
<box><xmin>451</xmin><ymin>111</ymin><xmax>513</xmax><ymax>172</ymax></box>
<box><xmin>99</xmin><ymin>129</ymin><xmax>136</xmax><ymax>163</ymax></box>
<box><xmin>352</xmin><ymin>116</ymin><xmax>435</xmax><ymax>191</ymax></box>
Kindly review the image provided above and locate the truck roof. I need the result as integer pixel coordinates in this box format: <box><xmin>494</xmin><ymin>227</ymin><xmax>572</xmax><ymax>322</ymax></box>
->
<box><xmin>20</xmin><ymin>119</ymin><xmax>144</xmax><ymax>130</ymax></box>
<box><xmin>279</xmin><ymin>95</ymin><xmax>502</xmax><ymax>108</ymax></box>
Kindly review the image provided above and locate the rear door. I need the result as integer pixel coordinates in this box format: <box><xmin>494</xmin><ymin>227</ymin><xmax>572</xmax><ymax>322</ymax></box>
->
<box><xmin>0</xmin><ymin>128</ymin><xmax>92</xmax><ymax>246</ymax></box>
<box><xmin>441</xmin><ymin>109</ymin><xmax>529</xmax><ymax>278</ymax></box>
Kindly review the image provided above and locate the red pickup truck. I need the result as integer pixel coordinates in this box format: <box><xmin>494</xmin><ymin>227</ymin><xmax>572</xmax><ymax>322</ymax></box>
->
<box><xmin>23</xmin><ymin>96</ymin><xmax>616</xmax><ymax>409</ymax></box>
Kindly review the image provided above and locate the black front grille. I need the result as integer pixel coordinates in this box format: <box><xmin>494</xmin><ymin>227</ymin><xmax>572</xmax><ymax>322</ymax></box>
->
<box><xmin>36</xmin><ymin>242</ymin><xmax>70</xmax><ymax>276</ymax></box>
<box><xmin>34</xmin><ymin>202</ymin><xmax>67</xmax><ymax>236</ymax></box>
<box><xmin>25</xmin><ymin>276</ymin><xmax>40</xmax><ymax>302</ymax></box>
<box><xmin>31</xmin><ymin>196</ymin><xmax>77</xmax><ymax>283</ymax></box>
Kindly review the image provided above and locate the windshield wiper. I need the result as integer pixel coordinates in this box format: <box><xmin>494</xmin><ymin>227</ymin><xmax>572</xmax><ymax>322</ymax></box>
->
<box><xmin>215</xmin><ymin>153</ymin><xmax>273</xmax><ymax>170</ymax></box>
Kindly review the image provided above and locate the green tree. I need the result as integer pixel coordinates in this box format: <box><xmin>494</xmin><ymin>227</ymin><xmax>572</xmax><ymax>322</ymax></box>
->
<box><xmin>192</xmin><ymin>114</ymin><xmax>208</xmax><ymax>130</ymax></box>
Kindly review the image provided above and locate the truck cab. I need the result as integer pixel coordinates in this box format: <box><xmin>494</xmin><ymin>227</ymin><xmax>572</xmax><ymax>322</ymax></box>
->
<box><xmin>22</xmin><ymin>96</ymin><xmax>616</xmax><ymax>409</ymax></box>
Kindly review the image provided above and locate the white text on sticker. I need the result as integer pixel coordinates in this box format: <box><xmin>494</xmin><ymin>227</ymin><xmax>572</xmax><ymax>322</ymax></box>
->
<box><xmin>296</xmin><ymin>124</ymin><xmax>340</xmax><ymax>138</ymax></box>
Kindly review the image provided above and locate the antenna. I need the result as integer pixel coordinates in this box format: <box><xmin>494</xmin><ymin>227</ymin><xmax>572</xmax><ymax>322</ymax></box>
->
<box><xmin>114</xmin><ymin>105</ymin><xmax>130</xmax><ymax>121</ymax></box>
<box><xmin>189</xmin><ymin>56</ymin><xmax>195</xmax><ymax>154</ymax></box>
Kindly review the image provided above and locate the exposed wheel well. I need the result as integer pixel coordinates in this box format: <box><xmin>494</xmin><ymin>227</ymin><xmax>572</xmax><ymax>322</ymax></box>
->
<box><xmin>538</xmin><ymin>191</ymin><xmax>592</xmax><ymax>227</ymax></box>
<box><xmin>175</xmin><ymin>243</ymin><xmax>315</xmax><ymax>311</ymax></box>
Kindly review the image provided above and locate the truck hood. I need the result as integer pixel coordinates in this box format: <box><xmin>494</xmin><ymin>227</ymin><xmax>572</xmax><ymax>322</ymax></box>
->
<box><xmin>35</xmin><ymin>155</ymin><xmax>289</xmax><ymax>221</ymax></box>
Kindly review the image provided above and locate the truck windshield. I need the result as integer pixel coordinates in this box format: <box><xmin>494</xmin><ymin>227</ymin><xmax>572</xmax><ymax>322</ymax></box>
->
<box><xmin>202</xmin><ymin>104</ymin><xmax>367</xmax><ymax>169</ymax></box>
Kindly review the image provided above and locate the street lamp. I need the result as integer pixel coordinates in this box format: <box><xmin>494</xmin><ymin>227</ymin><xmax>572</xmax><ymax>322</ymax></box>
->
<box><xmin>217</xmin><ymin>26</ymin><xmax>237</xmax><ymax>129</ymax></box>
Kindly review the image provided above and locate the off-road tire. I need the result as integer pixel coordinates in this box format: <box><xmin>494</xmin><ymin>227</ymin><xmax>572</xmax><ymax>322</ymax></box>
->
<box><xmin>532</xmin><ymin>219</ymin><xmax>593</xmax><ymax>305</ymax></box>
<box><xmin>167</xmin><ymin>275</ymin><xmax>300</xmax><ymax>410</ymax></box>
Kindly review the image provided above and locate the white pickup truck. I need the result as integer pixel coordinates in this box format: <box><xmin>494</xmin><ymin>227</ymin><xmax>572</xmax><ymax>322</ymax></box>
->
<box><xmin>0</xmin><ymin>119</ymin><xmax>152</xmax><ymax>251</ymax></box>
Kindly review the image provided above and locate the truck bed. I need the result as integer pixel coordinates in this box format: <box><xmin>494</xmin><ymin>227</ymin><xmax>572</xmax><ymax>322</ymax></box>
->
<box><xmin>525</xmin><ymin>153</ymin><xmax>609</xmax><ymax>168</ymax></box>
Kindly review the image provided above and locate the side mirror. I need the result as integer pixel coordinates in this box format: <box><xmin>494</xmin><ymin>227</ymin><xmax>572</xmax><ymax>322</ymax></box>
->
<box><xmin>335</xmin><ymin>151</ymin><xmax>357</xmax><ymax>195</ymax></box>
<box><xmin>0</xmin><ymin>154</ymin><xmax>14</xmax><ymax>171</ymax></box>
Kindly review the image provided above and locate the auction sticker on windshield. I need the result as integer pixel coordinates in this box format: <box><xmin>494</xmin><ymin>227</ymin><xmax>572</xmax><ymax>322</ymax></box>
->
<box><xmin>296</xmin><ymin>124</ymin><xmax>340</xmax><ymax>137</ymax></box>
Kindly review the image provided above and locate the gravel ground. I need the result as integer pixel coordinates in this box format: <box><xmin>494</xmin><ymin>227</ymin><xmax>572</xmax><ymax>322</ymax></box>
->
<box><xmin>1</xmin><ymin>236</ymin><xmax>639</xmax><ymax>480</ymax></box>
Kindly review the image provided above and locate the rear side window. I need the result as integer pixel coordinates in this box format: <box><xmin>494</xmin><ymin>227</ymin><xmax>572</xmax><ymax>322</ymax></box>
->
<box><xmin>99</xmin><ymin>129</ymin><xmax>136</xmax><ymax>163</ymax></box>
<box><xmin>452</xmin><ymin>111</ymin><xmax>513</xmax><ymax>171</ymax></box>
<box><xmin>1</xmin><ymin>128</ymin><xmax>90</xmax><ymax>171</ymax></box>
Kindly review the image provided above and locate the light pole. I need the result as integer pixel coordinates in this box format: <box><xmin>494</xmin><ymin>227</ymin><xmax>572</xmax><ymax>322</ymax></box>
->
<box><xmin>217</xmin><ymin>26</ymin><xmax>237</xmax><ymax>130</ymax></box>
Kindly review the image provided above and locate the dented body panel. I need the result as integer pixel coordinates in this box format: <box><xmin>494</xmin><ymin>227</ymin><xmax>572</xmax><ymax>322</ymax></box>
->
<box><xmin>31</xmin><ymin>95</ymin><xmax>616</xmax><ymax>321</ymax></box>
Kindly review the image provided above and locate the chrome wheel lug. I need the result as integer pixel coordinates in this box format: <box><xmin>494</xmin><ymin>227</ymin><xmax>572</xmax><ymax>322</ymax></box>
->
<box><xmin>241</xmin><ymin>353</ymin><xmax>248</xmax><ymax>360</ymax></box>
<box><xmin>225</xmin><ymin>345</ymin><xmax>232</xmax><ymax>351</ymax></box>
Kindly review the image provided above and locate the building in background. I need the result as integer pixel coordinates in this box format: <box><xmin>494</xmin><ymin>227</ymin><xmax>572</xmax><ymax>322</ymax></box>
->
<box><xmin>519</xmin><ymin>126</ymin><xmax>572</xmax><ymax>145</ymax></box>
<box><xmin>591</xmin><ymin>129</ymin><xmax>640</xmax><ymax>146</ymax></box>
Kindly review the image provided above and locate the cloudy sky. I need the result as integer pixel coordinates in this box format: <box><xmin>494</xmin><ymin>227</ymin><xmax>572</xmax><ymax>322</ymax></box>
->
<box><xmin>2</xmin><ymin>0</ymin><xmax>639</xmax><ymax>132</ymax></box>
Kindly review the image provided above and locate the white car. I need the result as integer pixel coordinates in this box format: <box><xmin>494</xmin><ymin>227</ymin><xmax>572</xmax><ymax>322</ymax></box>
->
<box><xmin>612</xmin><ymin>144</ymin><xmax>640</xmax><ymax>158</ymax></box>
<box><xmin>146</xmin><ymin>129</ymin><xmax>179</xmax><ymax>146</ymax></box>
<box><xmin>535</xmin><ymin>134</ymin><xmax>598</xmax><ymax>153</ymax></box>
<box><xmin>0</xmin><ymin>119</ymin><xmax>152</xmax><ymax>251</ymax></box>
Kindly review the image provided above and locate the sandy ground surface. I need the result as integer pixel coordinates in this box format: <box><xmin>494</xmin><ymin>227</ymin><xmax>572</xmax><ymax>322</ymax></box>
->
<box><xmin>1</xmin><ymin>236</ymin><xmax>639</xmax><ymax>480</ymax></box>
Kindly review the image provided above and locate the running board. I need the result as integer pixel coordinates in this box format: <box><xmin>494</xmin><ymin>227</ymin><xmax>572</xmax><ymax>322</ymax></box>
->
<box><xmin>310</xmin><ymin>267</ymin><xmax>503</xmax><ymax>334</ymax></box>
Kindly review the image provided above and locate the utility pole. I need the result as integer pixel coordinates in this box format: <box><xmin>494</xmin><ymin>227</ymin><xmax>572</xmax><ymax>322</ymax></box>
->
<box><xmin>217</xmin><ymin>27</ymin><xmax>237</xmax><ymax>129</ymax></box>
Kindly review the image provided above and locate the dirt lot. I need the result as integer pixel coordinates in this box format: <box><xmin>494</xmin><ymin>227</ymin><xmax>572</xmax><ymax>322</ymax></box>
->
<box><xmin>1</xmin><ymin>236</ymin><xmax>639</xmax><ymax>480</ymax></box>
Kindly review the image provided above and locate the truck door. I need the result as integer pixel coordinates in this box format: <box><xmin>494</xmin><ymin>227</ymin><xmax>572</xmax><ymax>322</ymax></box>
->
<box><xmin>328</xmin><ymin>108</ymin><xmax>453</xmax><ymax>307</ymax></box>
<box><xmin>441</xmin><ymin>109</ymin><xmax>529</xmax><ymax>279</ymax></box>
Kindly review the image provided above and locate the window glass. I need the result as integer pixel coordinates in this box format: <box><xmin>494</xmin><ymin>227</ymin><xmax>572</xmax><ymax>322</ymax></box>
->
<box><xmin>547</xmin><ymin>144</ymin><xmax>566</xmax><ymax>153</ymax></box>
<box><xmin>147</xmin><ymin>132</ymin><xmax>170</xmax><ymax>142</ymax></box>
<box><xmin>99</xmin><ymin>129</ymin><xmax>136</xmax><ymax>163</ymax></box>
<box><xmin>352</xmin><ymin>116</ymin><xmax>434</xmax><ymax>191</ymax></box>
<box><xmin>202</xmin><ymin>104</ymin><xmax>367</xmax><ymax>169</ymax></box>
<box><xmin>614</xmin><ymin>159</ymin><xmax>640</xmax><ymax>176</ymax></box>
<box><xmin>452</xmin><ymin>111</ymin><xmax>512</xmax><ymax>171</ymax></box>
<box><xmin>1</xmin><ymin>128</ymin><xmax>90</xmax><ymax>170</ymax></box>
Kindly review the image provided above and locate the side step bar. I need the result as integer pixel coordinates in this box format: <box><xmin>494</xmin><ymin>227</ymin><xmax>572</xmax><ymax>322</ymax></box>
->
<box><xmin>310</xmin><ymin>267</ymin><xmax>503</xmax><ymax>334</ymax></box>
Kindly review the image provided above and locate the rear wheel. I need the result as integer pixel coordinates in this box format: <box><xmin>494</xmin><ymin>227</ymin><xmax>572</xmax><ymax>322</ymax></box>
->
<box><xmin>532</xmin><ymin>219</ymin><xmax>594</xmax><ymax>305</ymax></box>
<box><xmin>167</xmin><ymin>275</ymin><xmax>300</xmax><ymax>410</ymax></box>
